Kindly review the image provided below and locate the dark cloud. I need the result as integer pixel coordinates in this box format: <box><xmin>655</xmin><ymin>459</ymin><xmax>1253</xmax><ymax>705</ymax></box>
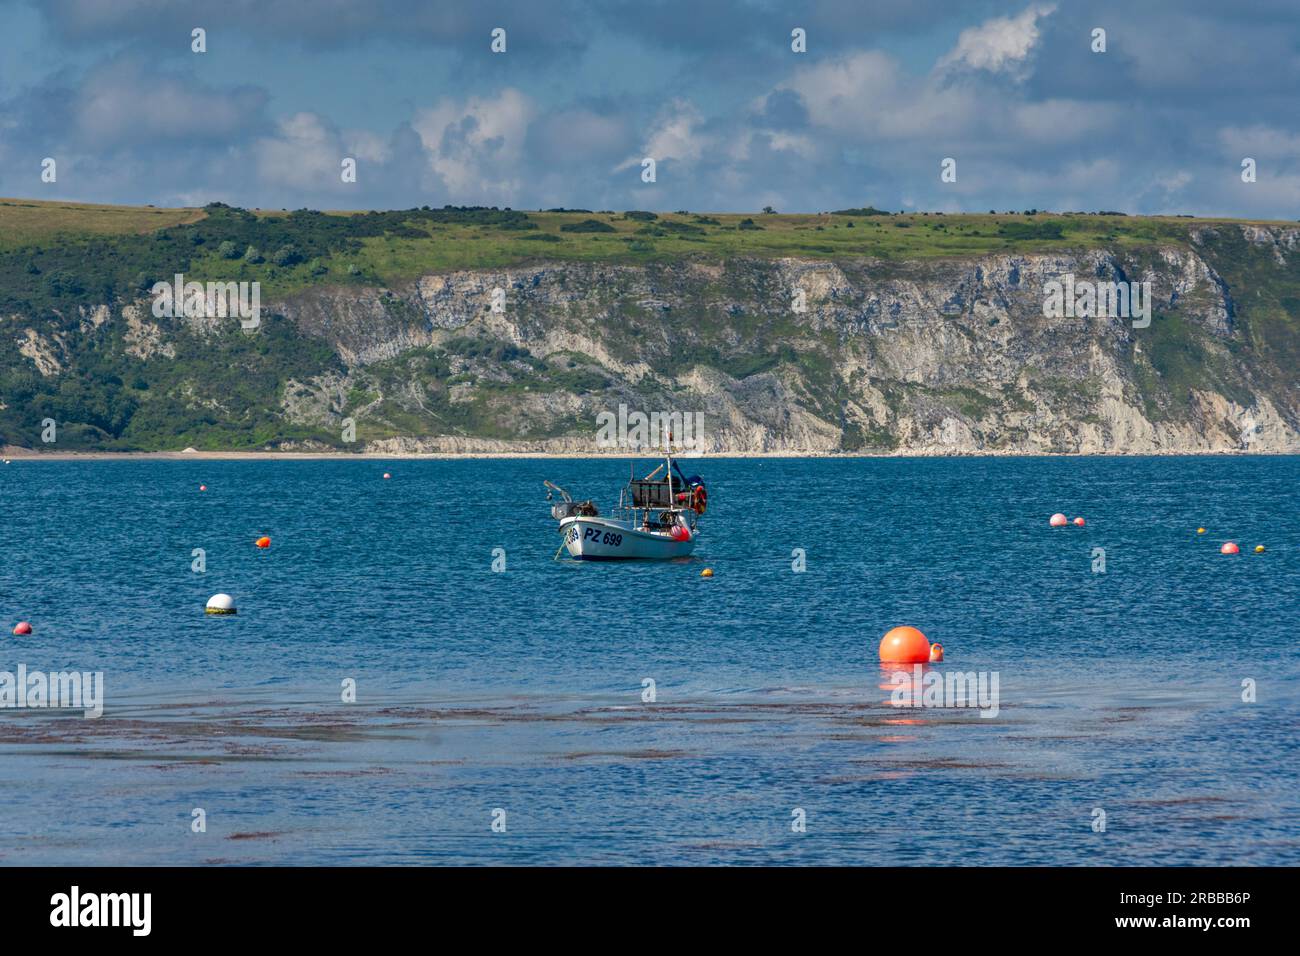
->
<box><xmin>23</xmin><ymin>0</ymin><xmax>590</xmax><ymax>52</ymax></box>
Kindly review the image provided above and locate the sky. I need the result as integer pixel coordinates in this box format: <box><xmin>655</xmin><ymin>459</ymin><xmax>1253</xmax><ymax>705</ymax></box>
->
<box><xmin>0</xmin><ymin>0</ymin><xmax>1298</xmax><ymax>216</ymax></box>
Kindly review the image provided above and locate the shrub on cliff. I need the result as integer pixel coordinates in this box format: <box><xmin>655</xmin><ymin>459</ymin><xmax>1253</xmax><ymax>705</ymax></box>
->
<box><xmin>561</xmin><ymin>219</ymin><xmax>616</xmax><ymax>233</ymax></box>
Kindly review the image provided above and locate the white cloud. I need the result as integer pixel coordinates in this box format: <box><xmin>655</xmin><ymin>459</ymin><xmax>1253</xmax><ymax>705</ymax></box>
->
<box><xmin>617</xmin><ymin>99</ymin><xmax>707</xmax><ymax>171</ymax></box>
<box><xmin>937</xmin><ymin>3</ymin><xmax>1056</xmax><ymax>78</ymax></box>
<box><xmin>1217</xmin><ymin>124</ymin><xmax>1300</xmax><ymax>160</ymax></box>
<box><xmin>413</xmin><ymin>88</ymin><xmax>535</xmax><ymax>201</ymax></box>
<box><xmin>73</xmin><ymin>59</ymin><xmax>264</xmax><ymax>145</ymax></box>
<box><xmin>1156</xmin><ymin>170</ymin><xmax>1193</xmax><ymax>194</ymax></box>
<box><xmin>782</xmin><ymin>50</ymin><xmax>898</xmax><ymax>132</ymax></box>
<box><xmin>346</xmin><ymin>129</ymin><xmax>391</xmax><ymax>165</ymax></box>
<box><xmin>254</xmin><ymin>112</ymin><xmax>341</xmax><ymax>190</ymax></box>
<box><xmin>779</xmin><ymin>51</ymin><xmax>979</xmax><ymax>141</ymax></box>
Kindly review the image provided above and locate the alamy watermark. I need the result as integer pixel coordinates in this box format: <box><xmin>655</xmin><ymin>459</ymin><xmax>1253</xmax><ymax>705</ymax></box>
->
<box><xmin>888</xmin><ymin>665</ymin><xmax>1000</xmax><ymax>718</ymax></box>
<box><xmin>152</xmin><ymin>272</ymin><xmax>261</xmax><ymax>329</ymax></box>
<box><xmin>1043</xmin><ymin>274</ymin><xmax>1150</xmax><ymax>328</ymax></box>
<box><xmin>596</xmin><ymin>403</ymin><xmax>705</xmax><ymax>450</ymax></box>
<box><xmin>50</xmin><ymin>886</ymin><xmax>150</xmax><ymax>936</ymax></box>
<box><xmin>0</xmin><ymin>664</ymin><xmax>103</xmax><ymax>718</ymax></box>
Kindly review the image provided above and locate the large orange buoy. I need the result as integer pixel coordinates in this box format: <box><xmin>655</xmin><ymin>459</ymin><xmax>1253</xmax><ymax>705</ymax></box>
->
<box><xmin>255</xmin><ymin>536</ymin><xmax>271</xmax><ymax>549</ymax></box>
<box><xmin>1221</xmin><ymin>542</ymin><xmax>1240</xmax><ymax>555</ymax></box>
<box><xmin>1050</xmin><ymin>513</ymin><xmax>1067</xmax><ymax>527</ymax></box>
<box><xmin>12</xmin><ymin>621</ymin><xmax>32</xmax><ymax>636</ymax></box>
<box><xmin>879</xmin><ymin>626</ymin><xmax>932</xmax><ymax>663</ymax></box>
<box><xmin>929</xmin><ymin>642</ymin><xmax>944</xmax><ymax>663</ymax></box>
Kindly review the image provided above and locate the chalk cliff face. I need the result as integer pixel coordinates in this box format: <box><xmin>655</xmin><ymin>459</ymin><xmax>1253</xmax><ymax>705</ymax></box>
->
<box><xmin>10</xmin><ymin>224</ymin><xmax>1300</xmax><ymax>454</ymax></box>
<box><xmin>264</xmin><ymin>225</ymin><xmax>1300</xmax><ymax>454</ymax></box>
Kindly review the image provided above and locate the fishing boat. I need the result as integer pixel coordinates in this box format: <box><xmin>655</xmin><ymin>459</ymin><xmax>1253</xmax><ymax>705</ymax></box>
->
<box><xmin>545</xmin><ymin>450</ymin><xmax>708</xmax><ymax>561</ymax></box>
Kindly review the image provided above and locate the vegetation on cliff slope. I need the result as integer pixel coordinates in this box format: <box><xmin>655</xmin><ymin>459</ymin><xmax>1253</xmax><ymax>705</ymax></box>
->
<box><xmin>0</xmin><ymin>199</ymin><xmax>1297</xmax><ymax>451</ymax></box>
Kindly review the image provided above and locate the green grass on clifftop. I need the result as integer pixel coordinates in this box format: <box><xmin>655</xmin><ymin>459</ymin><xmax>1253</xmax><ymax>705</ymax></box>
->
<box><xmin>4</xmin><ymin>199</ymin><xmax>1292</xmax><ymax>296</ymax></box>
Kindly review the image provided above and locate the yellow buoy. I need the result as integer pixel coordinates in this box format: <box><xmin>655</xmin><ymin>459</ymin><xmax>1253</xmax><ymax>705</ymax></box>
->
<box><xmin>700</xmin><ymin>568</ymin><xmax>714</xmax><ymax>577</ymax></box>
<box><xmin>1197</xmin><ymin>527</ymin><xmax>1205</xmax><ymax>534</ymax></box>
<box><xmin>1255</xmin><ymin>545</ymin><xmax>1265</xmax><ymax>553</ymax></box>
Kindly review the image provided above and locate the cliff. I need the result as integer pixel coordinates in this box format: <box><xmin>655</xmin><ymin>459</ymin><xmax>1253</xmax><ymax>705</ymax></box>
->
<box><xmin>2</xmin><ymin>204</ymin><xmax>1297</xmax><ymax>454</ymax></box>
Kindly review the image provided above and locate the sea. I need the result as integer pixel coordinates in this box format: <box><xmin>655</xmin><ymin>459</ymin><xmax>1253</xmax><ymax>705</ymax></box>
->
<box><xmin>1</xmin><ymin>455</ymin><xmax>1297</xmax><ymax>865</ymax></box>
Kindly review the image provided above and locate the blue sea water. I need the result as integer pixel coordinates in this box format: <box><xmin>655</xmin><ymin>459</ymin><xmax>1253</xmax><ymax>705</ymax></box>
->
<box><xmin>1</xmin><ymin>455</ymin><xmax>1297</xmax><ymax>866</ymax></box>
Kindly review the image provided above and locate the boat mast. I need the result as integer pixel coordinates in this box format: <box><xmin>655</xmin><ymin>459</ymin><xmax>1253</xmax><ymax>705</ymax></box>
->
<box><xmin>665</xmin><ymin>429</ymin><xmax>674</xmax><ymax>521</ymax></box>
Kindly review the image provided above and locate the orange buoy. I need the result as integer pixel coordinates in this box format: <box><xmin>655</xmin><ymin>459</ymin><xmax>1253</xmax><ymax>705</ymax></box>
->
<box><xmin>255</xmin><ymin>536</ymin><xmax>271</xmax><ymax>549</ymax></box>
<box><xmin>199</xmin><ymin>484</ymin><xmax>207</xmax><ymax>492</ymax></box>
<box><xmin>1221</xmin><ymin>542</ymin><xmax>1240</xmax><ymax>555</ymax></box>
<box><xmin>879</xmin><ymin>626</ymin><xmax>931</xmax><ymax>664</ymax></box>
<box><xmin>383</xmin><ymin>472</ymin><xmax>391</xmax><ymax>480</ymax></box>
<box><xmin>1050</xmin><ymin>513</ymin><xmax>1067</xmax><ymax>527</ymax></box>
<box><xmin>1073</xmin><ymin>516</ymin><xmax>1085</xmax><ymax>526</ymax></box>
<box><xmin>12</xmin><ymin>621</ymin><xmax>32</xmax><ymax>636</ymax></box>
<box><xmin>929</xmin><ymin>642</ymin><xmax>944</xmax><ymax>663</ymax></box>
<box><xmin>700</xmin><ymin>568</ymin><xmax>714</xmax><ymax>577</ymax></box>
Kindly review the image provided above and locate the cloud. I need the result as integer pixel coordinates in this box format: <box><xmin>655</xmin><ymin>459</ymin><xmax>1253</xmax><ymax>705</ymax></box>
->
<box><xmin>60</xmin><ymin>57</ymin><xmax>268</xmax><ymax>148</ymax></box>
<box><xmin>937</xmin><ymin>3</ymin><xmax>1056</xmax><ymax>78</ymax></box>
<box><xmin>254</xmin><ymin>113</ymin><xmax>342</xmax><ymax>191</ymax></box>
<box><xmin>413</xmin><ymin>88</ymin><xmax>535</xmax><ymax>202</ymax></box>
<box><xmin>1155</xmin><ymin>170</ymin><xmax>1193</xmax><ymax>194</ymax></box>
<box><xmin>2</xmin><ymin>0</ymin><xmax>1299</xmax><ymax>217</ymax></box>
<box><xmin>617</xmin><ymin>99</ymin><xmax>708</xmax><ymax>172</ymax></box>
<box><xmin>777</xmin><ymin>51</ymin><xmax>982</xmax><ymax>142</ymax></box>
<box><xmin>1011</xmin><ymin>99</ymin><xmax>1120</xmax><ymax>144</ymax></box>
<box><xmin>778</xmin><ymin>51</ymin><xmax>898</xmax><ymax>135</ymax></box>
<box><xmin>1217</xmin><ymin>125</ymin><xmax>1300</xmax><ymax>161</ymax></box>
<box><xmin>25</xmin><ymin>0</ymin><xmax>589</xmax><ymax>52</ymax></box>
<box><xmin>530</xmin><ymin>107</ymin><xmax>629</xmax><ymax>165</ymax></box>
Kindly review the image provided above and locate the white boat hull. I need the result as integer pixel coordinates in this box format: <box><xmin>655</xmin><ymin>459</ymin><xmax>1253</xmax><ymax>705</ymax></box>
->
<box><xmin>560</xmin><ymin>516</ymin><xmax>696</xmax><ymax>560</ymax></box>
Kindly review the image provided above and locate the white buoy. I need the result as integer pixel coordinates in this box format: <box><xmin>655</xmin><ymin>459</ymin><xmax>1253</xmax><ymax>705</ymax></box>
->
<box><xmin>205</xmin><ymin>593</ymin><xmax>237</xmax><ymax>615</ymax></box>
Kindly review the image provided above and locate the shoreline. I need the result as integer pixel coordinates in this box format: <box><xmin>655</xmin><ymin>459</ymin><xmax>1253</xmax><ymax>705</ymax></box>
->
<box><xmin>3</xmin><ymin>446</ymin><xmax>1291</xmax><ymax>461</ymax></box>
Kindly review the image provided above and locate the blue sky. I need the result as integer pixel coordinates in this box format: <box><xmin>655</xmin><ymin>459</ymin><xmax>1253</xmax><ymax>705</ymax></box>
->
<box><xmin>1</xmin><ymin>0</ymin><xmax>1298</xmax><ymax>216</ymax></box>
